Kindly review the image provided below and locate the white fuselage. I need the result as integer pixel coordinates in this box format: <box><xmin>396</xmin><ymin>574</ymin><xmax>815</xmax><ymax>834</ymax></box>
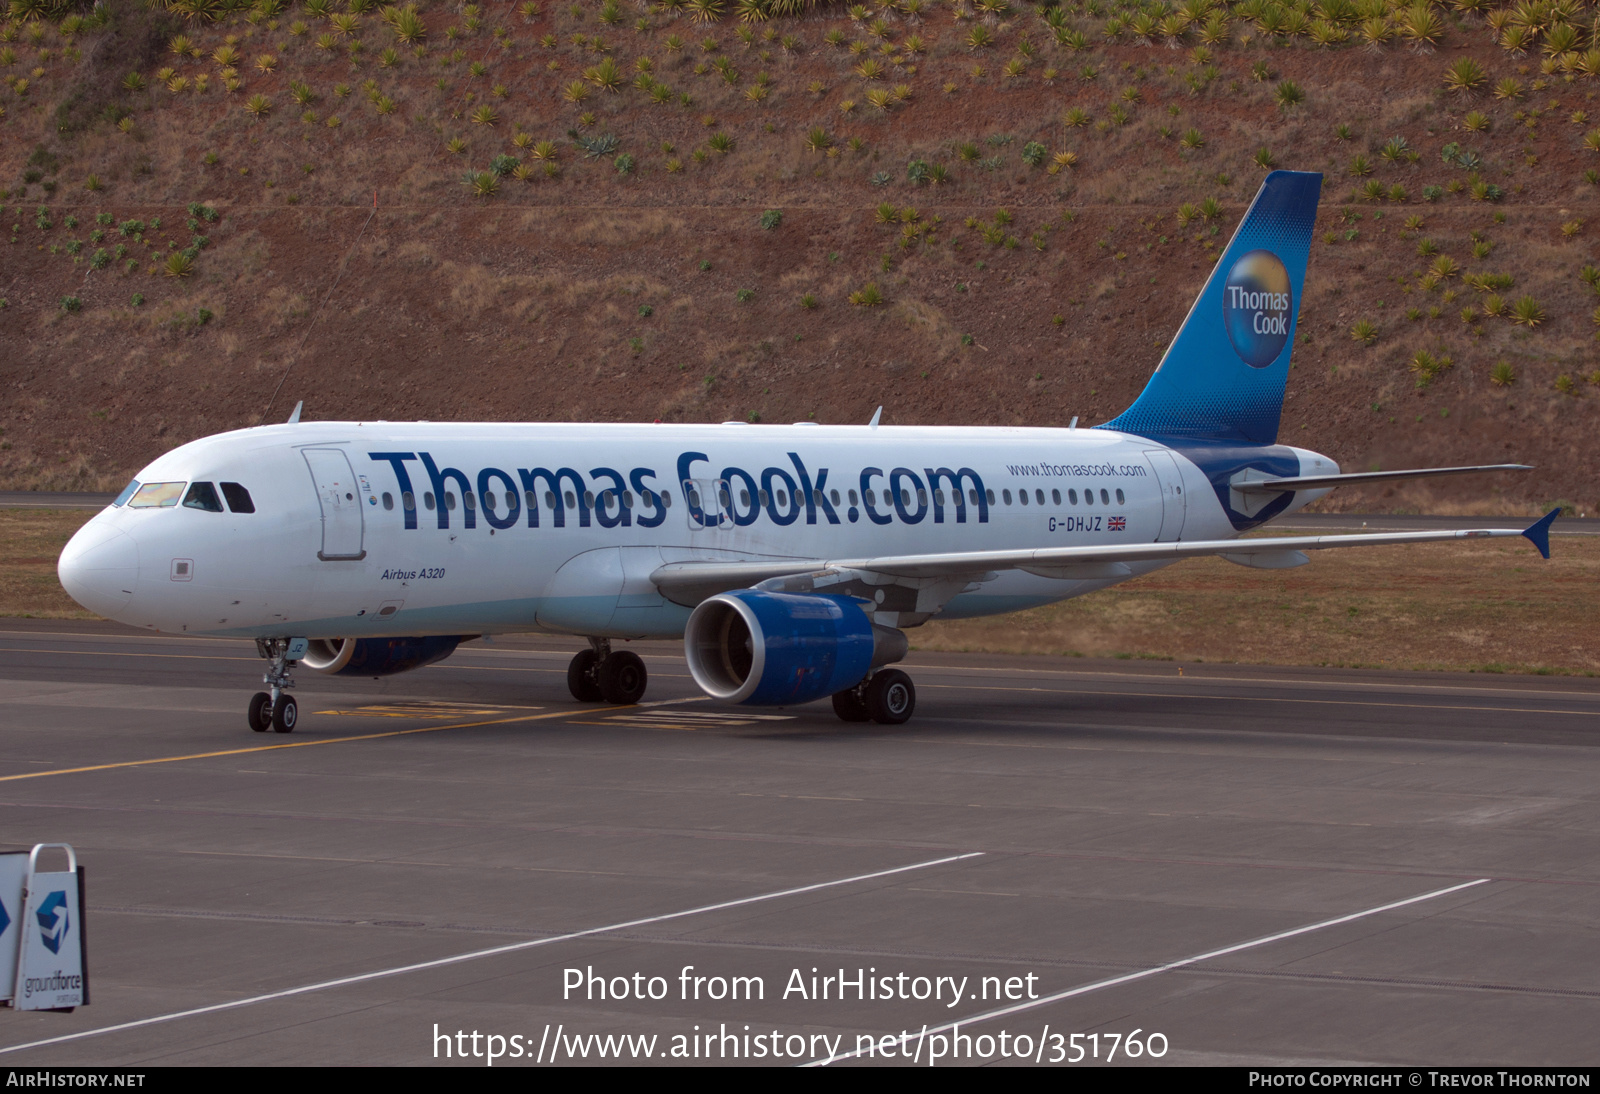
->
<box><xmin>58</xmin><ymin>421</ymin><xmax>1329</xmax><ymax>640</ymax></box>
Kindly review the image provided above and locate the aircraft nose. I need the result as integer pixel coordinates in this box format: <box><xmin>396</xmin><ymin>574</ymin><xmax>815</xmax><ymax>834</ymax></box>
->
<box><xmin>58</xmin><ymin>522</ymin><xmax>139</xmax><ymax>617</ymax></box>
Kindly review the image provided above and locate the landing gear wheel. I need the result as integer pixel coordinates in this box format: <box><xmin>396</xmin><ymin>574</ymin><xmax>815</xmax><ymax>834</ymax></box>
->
<box><xmin>597</xmin><ymin>650</ymin><xmax>648</xmax><ymax>705</ymax></box>
<box><xmin>567</xmin><ymin>648</ymin><xmax>603</xmax><ymax>702</ymax></box>
<box><xmin>865</xmin><ymin>669</ymin><xmax>915</xmax><ymax>725</ymax></box>
<box><xmin>271</xmin><ymin>694</ymin><xmax>298</xmax><ymax>734</ymax></box>
<box><xmin>248</xmin><ymin>691</ymin><xmax>273</xmax><ymax>733</ymax></box>
<box><xmin>831</xmin><ymin>687</ymin><xmax>871</xmax><ymax>723</ymax></box>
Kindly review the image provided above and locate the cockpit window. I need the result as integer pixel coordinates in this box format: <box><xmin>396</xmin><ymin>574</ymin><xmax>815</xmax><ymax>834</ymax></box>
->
<box><xmin>220</xmin><ymin>482</ymin><xmax>255</xmax><ymax>513</ymax></box>
<box><xmin>112</xmin><ymin>480</ymin><xmax>140</xmax><ymax>507</ymax></box>
<box><xmin>127</xmin><ymin>482</ymin><xmax>186</xmax><ymax>508</ymax></box>
<box><xmin>183</xmin><ymin>482</ymin><xmax>225</xmax><ymax>512</ymax></box>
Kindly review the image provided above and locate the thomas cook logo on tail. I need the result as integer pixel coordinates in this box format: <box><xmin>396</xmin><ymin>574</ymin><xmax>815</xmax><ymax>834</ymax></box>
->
<box><xmin>1222</xmin><ymin>249</ymin><xmax>1292</xmax><ymax>368</ymax></box>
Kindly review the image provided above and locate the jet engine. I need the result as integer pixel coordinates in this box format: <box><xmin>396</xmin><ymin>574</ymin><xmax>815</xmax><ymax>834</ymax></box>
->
<box><xmin>299</xmin><ymin>636</ymin><xmax>467</xmax><ymax>676</ymax></box>
<box><xmin>684</xmin><ymin>590</ymin><xmax>907</xmax><ymax>706</ymax></box>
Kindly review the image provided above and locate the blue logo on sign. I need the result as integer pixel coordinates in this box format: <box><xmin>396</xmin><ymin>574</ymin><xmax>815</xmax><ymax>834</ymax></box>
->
<box><xmin>1222</xmin><ymin>249</ymin><xmax>1292</xmax><ymax>369</ymax></box>
<box><xmin>35</xmin><ymin>891</ymin><xmax>68</xmax><ymax>954</ymax></box>
<box><xmin>0</xmin><ymin>893</ymin><xmax>9</xmax><ymax>937</ymax></box>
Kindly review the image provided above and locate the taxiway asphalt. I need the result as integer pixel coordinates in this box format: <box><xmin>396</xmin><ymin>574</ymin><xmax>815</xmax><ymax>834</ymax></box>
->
<box><xmin>0</xmin><ymin>621</ymin><xmax>1596</xmax><ymax>1066</ymax></box>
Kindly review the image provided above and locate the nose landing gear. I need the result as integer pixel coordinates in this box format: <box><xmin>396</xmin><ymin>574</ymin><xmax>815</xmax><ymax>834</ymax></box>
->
<box><xmin>251</xmin><ymin>637</ymin><xmax>302</xmax><ymax>733</ymax></box>
<box><xmin>567</xmin><ymin>638</ymin><xmax>648</xmax><ymax>706</ymax></box>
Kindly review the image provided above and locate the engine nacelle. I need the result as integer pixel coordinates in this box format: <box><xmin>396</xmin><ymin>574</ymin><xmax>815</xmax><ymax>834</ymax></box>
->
<box><xmin>684</xmin><ymin>590</ymin><xmax>907</xmax><ymax>706</ymax></box>
<box><xmin>299</xmin><ymin>636</ymin><xmax>467</xmax><ymax>676</ymax></box>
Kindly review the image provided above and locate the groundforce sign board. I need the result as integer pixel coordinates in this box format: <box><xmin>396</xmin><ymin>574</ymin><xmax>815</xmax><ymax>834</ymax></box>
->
<box><xmin>6</xmin><ymin>846</ymin><xmax>89</xmax><ymax>1011</ymax></box>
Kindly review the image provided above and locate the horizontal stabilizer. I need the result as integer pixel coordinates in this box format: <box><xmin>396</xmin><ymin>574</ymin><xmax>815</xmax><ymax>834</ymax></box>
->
<box><xmin>1235</xmin><ymin>464</ymin><xmax>1532</xmax><ymax>494</ymax></box>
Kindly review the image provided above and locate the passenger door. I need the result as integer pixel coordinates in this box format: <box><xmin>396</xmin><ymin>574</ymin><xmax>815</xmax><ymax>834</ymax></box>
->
<box><xmin>302</xmin><ymin>448</ymin><xmax>366</xmax><ymax>560</ymax></box>
<box><xmin>1143</xmin><ymin>449</ymin><xmax>1187</xmax><ymax>543</ymax></box>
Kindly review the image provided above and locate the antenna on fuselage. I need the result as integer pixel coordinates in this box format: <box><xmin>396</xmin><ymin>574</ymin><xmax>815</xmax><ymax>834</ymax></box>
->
<box><xmin>868</xmin><ymin>406</ymin><xmax>882</xmax><ymax>429</ymax></box>
<box><xmin>1069</xmin><ymin>416</ymin><xmax>1079</xmax><ymax>429</ymax></box>
<box><xmin>286</xmin><ymin>400</ymin><xmax>303</xmax><ymax>425</ymax></box>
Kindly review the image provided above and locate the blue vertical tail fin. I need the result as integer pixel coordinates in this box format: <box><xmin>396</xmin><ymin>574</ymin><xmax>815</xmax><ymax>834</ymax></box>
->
<box><xmin>1098</xmin><ymin>170</ymin><xmax>1323</xmax><ymax>444</ymax></box>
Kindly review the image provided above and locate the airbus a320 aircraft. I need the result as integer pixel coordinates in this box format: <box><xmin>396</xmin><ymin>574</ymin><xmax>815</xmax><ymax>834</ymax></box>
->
<box><xmin>58</xmin><ymin>172</ymin><xmax>1554</xmax><ymax>733</ymax></box>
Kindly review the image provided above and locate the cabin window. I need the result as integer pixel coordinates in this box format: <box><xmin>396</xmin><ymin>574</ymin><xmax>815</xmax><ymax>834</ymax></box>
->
<box><xmin>545</xmin><ymin>491</ymin><xmax>556</xmax><ymax>509</ymax></box>
<box><xmin>916</xmin><ymin>488</ymin><xmax>927</xmax><ymax>506</ymax></box>
<box><xmin>622</xmin><ymin>491</ymin><xmax>633</xmax><ymax>509</ymax></box>
<box><xmin>900</xmin><ymin>489</ymin><xmax>911</xmax><ymax>507</ymax></box>
<box><xmin>483</xmin><ymin>492</ymin><xmax>495</xmax><ymax>510</ymax></box>
<box><xmin>1101</xmin><ymin>488</ymin><xmax>1110</xmax><ymax>505</ymax></box>
<box><xmin>969</xmin><ymin>489</ymin><xmax>980</xmax><ymax>506</ymax></box>
<box><xmin>221</xmin><ymin>482</ymin><xmax>256</xmax><ymax>513</ymax></box>
<box><xmin>1084</xmin><ymin>489</ymin><xmax>1094</xmax><ymax>506</ymax></box>
<box><xmin>985</xmin><ymin>489</ymin><xmax>996</xmax><ymax>506</ymax></box>
<box><xmin>463</xmin><ymin>491</ymin><xmax>475</xmax><ymax>511</ymax></box>
<box><xmin>1035</xmin><ymin>489</ymin><xmax>1045</xmax><ymax>506</ymax></box>
<box><xmin>831</xmin><ymin>489</ymin><xmax>841</xmax><ymax>506</ymax></box>
<box><xmin>182</xmin><ymin>482</ymin><xmax>224</xmax><ymax>512</ymax></box>
<box><xmin>445</xmin><ymin>492</ymin><xmax>457</xmax><ymax>511</ymax></box>
<box><xmin>660</xmin><ymin>491</ymin><xmax>672</xmax><ymax>508</ymax></box>
<box><xmin>864</xmin><ymin>489</ymin><xmax>876</xmax><ymax>506</ymax></box>
<box><xmin>1052</xmin><ymin>489</ymin><xmax>1061</xmax><ymax>506</ymax></box>
<box><xmin>1068</xmin><ymin>489</ymin><xmax>1078</xmax><ymax>505</ymax></box>
<box><xmin>403</xmin><ymin>491</ymin><xmax>416</xmax><ymax>511</ymax></box>
<box><xmin>848</xmin><ymin>490</ymin><xmax>859</xmax><ymax>506</ymax></box>
<box><xmin>1116</xmin><ymin>488</ymin><xmax>1125</xmax><ymax>505</ymax></box>
<box><xmin>128</xmin><ymin>482</ymin><xmax>185</xmax><ymax>508</ymax></box>
<box><xmin>113</xmin><ymin>480</ymin><xmax>140</xmax><ymax>507</ymax></box>
<box><xmin>1002</xmin><ymin>489</ymin><xmax>1013</xmax><ymax>505</ymax></box>
<box><xmin>565</xmin><ymin>491</ymin><xmax>577</xmax><ymax>509</ymax></box>
<box><xmin>1017</xmin><ymin>489</ymin><xmax>1028</xmax><ymax>506</ymax></box>
<box><xmin>381</xmin><ymin>492</ymin><xmax>394</xmax><ymax>511</ymax></box>
<box><xmin>755</xmin><ymin>489</ymin><xmax>766</xmax><ymax>507</ymax></box>
<box><xmin>424</xmin><ymin>492</ymin><xmax>436</xmax><ymax>510</ymax></box>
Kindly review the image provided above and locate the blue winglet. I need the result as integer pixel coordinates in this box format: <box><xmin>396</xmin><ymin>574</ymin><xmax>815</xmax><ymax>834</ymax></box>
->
<box><xmin>1521</xmin><ymin>507</ymin><xmax>1560</xmax><ymax>560</ymax></box>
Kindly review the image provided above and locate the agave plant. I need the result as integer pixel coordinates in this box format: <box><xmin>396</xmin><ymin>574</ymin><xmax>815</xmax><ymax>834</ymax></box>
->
<box><xmin>463</xmin><ymin>169</ymin><xmax>499</xmax><ymax>197</ymax></box>
<box><xmin>245</xmin><ymin>92</ymin><xmax>271</xmax><ymax>115</ymax></box>
<box><xmin>1442</xmin><ymin>57</ymin><xmax>1485</xmax><ymax>93</ymax></box>
<box><xmin>1510</xmin><ymin>295</ymin><xmax>1545</xmax><ymax>326</ymax></box>
<box><xmin>848</xmin><ymin>282</ymin><xmax>884</xmax><ymax>307</ymax></box>
<box><xmin>1350</xmin><ymin>319</ymin><xmax>1379</xmax><ymax>345</ymax></box>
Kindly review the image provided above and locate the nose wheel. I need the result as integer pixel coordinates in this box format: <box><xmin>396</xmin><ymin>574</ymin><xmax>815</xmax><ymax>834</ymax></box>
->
<box><xmin>249</xmin><ymin>638</ymin><xmax>302</xmax><ymax>733</ymax></box>
<box><xmin>567</xmin><ymin>639</ymin><xmax>648</xmax><ymax>705</ymax></box>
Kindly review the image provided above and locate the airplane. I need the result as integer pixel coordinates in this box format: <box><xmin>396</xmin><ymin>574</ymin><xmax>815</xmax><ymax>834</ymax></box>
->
<box><xmin>57</xmin><ymin>171</ymin><xmax>1555</xmax><ymax>733</ymax></box>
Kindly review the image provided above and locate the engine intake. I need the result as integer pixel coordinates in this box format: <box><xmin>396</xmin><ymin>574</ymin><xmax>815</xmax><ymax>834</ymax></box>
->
<box><xmin>299</xmin><ymin>636</ymin><xmax>467</xmax><ymax>676</ymax></box>
<box><xmin>684</xmin><ymin>590</ymin><xmax>906</xmax><ymax>706</ymax></box>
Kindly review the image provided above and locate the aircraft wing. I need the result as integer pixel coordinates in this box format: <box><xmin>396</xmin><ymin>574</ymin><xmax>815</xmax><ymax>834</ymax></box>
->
<box><xmin>650</xmin><ymin>510</ymin><xmax>1559</xmax><ymax>607</ymax></box>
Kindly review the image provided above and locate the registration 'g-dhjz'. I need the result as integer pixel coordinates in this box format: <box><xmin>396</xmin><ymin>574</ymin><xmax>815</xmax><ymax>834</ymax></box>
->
<box><xmin>58</xmin><ymin>173</ymin><xmax>1554</xmax><ymax>733</ymax></box>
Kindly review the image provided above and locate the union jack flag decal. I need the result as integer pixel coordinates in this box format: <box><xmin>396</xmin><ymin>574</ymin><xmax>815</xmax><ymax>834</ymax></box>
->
<box><xmin>1108</xmin><ymin>516</ymin><xmax>1127</xmax><ymax>531</ymax></box>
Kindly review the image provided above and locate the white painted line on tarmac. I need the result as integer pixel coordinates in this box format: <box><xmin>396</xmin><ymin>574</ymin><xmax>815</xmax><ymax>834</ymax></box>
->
<box><xmin>805</xmin><ymin>876</ymin><xmax>1493</xmax><ymax>1067</ymax></box>
<box><xmin>0</xmin><ymin>851</ymin><xmax>983</xmax><ymax>1057</ymax></box>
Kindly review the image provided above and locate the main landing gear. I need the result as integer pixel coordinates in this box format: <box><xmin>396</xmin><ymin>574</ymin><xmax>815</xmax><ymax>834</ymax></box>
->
<box><xmin>567</xmin><ymin>638</ymin><xmax>648</xmax><ymax>706</ymax></box>
<box><xmin>249</xmin><ymin>637</ymin><xmax>300</xmax><ymax>734</ymax></box>
<box><xmin>830</xmin><ymin>669</ymin><xmax>916</xmax><ymax>726</ymax></box>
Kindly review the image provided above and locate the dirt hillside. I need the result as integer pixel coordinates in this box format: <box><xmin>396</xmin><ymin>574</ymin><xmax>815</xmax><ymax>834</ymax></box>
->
<box><xmin>2</xmin><ymin>0</ymin><xmax>1597</xmax><ymax>513</ymax></box>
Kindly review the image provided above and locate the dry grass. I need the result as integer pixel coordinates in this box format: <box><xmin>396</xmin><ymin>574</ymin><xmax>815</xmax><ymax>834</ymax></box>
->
<box><xmin>0</xmin><ymin>510</ymin><xmax>99</xmax><ymax>619</ymax></box>
<box><xmin>917</xmin><ymin>538</ymin><xmax>1600</xmax><ymax>675</ymax></box>
<box><xmin>5</xmin><ymin>511</ymin><xmax>1594</xmax><ymax>674</ymax></box>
